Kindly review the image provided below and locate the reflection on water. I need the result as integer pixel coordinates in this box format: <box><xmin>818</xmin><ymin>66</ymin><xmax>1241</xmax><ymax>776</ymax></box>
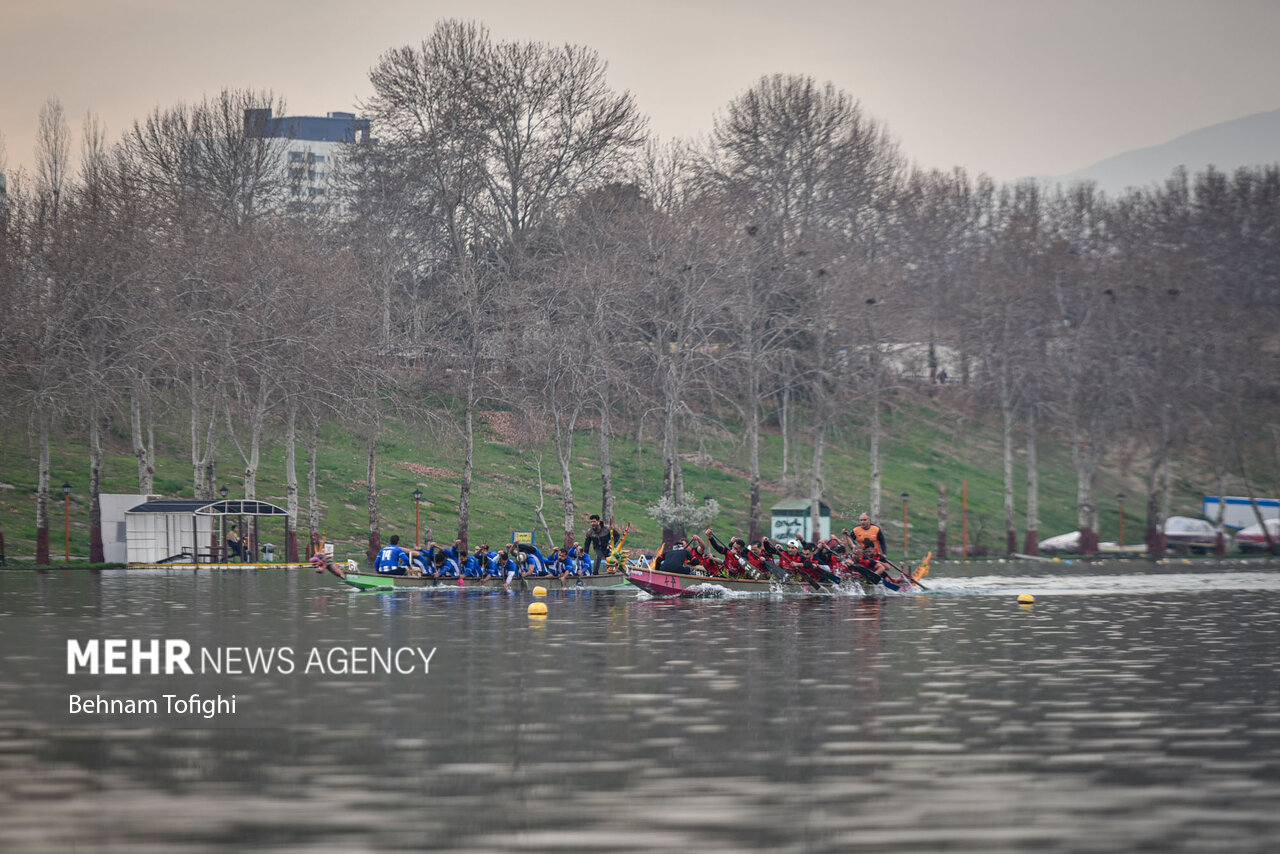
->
<box><xmin>2</xmin><ymin>563</ymin><xmax>1279</xmax><ymax>851</ymax></box>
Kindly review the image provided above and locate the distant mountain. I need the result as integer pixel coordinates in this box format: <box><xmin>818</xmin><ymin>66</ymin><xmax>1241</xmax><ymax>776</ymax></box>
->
<box><xmin>1039</xmin><ymin>108</ymin><xmax>1280</xmax><ymax>195</ymax></box>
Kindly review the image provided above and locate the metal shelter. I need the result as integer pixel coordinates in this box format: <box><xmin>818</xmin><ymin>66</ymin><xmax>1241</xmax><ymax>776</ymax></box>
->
<box><xmin>125</xmin><ymin>498</ymin><xmax>289</xmax><ymax>564</ymax></box>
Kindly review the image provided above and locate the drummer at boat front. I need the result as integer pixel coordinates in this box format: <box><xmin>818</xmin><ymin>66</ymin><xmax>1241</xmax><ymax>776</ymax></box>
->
<box><xmin>374</xmin><ymin>535</ymin><xmax>414</xmax><ymax>575</ymax></box>
<box><xmin>850</xmin><ymin>514</ymin><xmax>887</xmax><ymax>559</ymax></box>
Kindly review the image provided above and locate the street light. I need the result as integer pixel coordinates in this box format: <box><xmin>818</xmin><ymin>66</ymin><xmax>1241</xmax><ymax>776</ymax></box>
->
<box><xmin>413</xmin><ymin>488</ymin><xmax>424</xmax><ymax>548</ymax></box>
<box><xmin>901</xmin><ymin>492</ymin><xmax>910</xmax><ymax>559</ymax></box>
<box><xmin>220</xmin><ymin>485</ymin><xmax>229</xmax><ymax>500</ymax></box>
<box><xmin>1117</xmin><ymin>492</ymin><xmax>1125</xmax><ymax>550</ymax></box>
<box><xmin>62</xmin><ymin>482</ymin><xmax>71</xmax><ymax>564</ymax></box>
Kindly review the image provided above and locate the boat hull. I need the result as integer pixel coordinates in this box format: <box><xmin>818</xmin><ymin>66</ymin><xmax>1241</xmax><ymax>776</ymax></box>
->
<box><xmin>625</xmin><ymin>566</ymin><xmax>861</xmax><ymax>597</ymax></box>
<box><xmin>340</xmin><ymin>570</ymin><xmax>631</xmax><ymax>592</ymax></box>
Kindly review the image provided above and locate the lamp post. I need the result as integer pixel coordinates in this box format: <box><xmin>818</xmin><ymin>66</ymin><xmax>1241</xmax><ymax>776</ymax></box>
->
<box><xmin>1117</xmin><ymin>492</ymin><xmax>1125</xmax><ymax>550</ymax></box>
<box><xmin>414</xmin><ymin>488</ymin><xmax>424</xmax><ymax>548</ymax></box>
<box><xmin>62</xmin><ymin>482</ymin><xmax>71</xmax><ymax>564</ymax></box>
<box><xmin>901</xmin><ymin>492</ymin><xmax>910</xmax><ymax>559</ymax></box>
<box><xmin>219</xmin><ymin>486</ymin><xmax>229</xmax><ymax>562</ymax></box>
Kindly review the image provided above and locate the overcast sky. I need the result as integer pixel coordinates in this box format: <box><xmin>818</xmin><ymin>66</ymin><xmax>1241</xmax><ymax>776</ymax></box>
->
<box><xmin>3</xmin><ymin>0</ymin><xmax>1277</xmax><ymax>183</ymax></box>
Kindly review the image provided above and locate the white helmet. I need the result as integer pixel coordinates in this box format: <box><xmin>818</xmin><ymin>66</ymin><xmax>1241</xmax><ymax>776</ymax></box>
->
<box><xmin>787</xmin><ymin>539</ymin><xmax>802</xmax><ymax>549</ymax></box>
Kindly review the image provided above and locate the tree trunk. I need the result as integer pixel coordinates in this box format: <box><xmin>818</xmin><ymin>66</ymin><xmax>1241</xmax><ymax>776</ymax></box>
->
<box><xmin>1072</xmin><ymin>428</ymin><xmax>1099</xmax><ymax>556</ymax></box>
<box><xmin>88</xmin><ymin>405</ymin><xmax>104</xmax><ymax>563</ymax></box>
<box><xmin>1023</xmin><ymin>409</ymin><xmax>1039</xmax><ymax>555</ymax></box>
<box><xmin>598</xmin><ymin>391</ymin><xmax>614</xmax><ymax>522</ymax></box>
<box><xmin>307</xmin><ymin>412</ymin><xmax>321</xmax><ymax>556</ymax></box>
<box><xmin>283</xmin><ymin>398</ymin><xmax>299</xmax><ymax>563</ymax></box>
<box><xmin>367</xmin><ymin>428</ymin><xmax>381</xmax><ymax>563</ymax></box>
<box><xmin>1213</xmin><ymin>468</ymin><xmax>1227</xmax><ymax>556</ymax></box>
<box><xmin>779</xmin><ymin>385</ymin><xmax>790</xmax><ymax>481</ymax></box>
<box><xmin>555</xmin><ymin>413</ymin><xmax>579</xmax><ymax>550</ymax></box>
<box><xmin>869</xmin><ymin>395</ymin><xmax>881</xmax><ymax>519</ymax></box>
<box><xmin>1143</xmin><ymin>456</ymin><xmax>1165</xmax><ymax>558</ymax></box>
<box><xmin>810</xmin><ymin>422</ymin><xmax>825</xmax><ymax>542</ymax></box>
<box><xmin>456</xmin><ymin>378</ymin><xmax>475</xmax><ymax>554</ymax></box>
<box><xmin>36</xmin><ymin>418</ymin><xmax>50</xmax><ymax>565</ymax></box>
<box><xmin>1002</xmin><ymin>393</ymin><xmax>1016</xmax><ymax>556</ymax></box>
<box><xmin>747</xmin><ymin>380</ymin><xmax>762</xmax><ymax>543</ymax></box>
<box><xmin>661</xmin><ymin>394</ymin><xmax>683</xmax><ymax>547</ymax></box>
<box><xmin>130</xmin><ymin>383</ymin><xmax>154</xmax><ymax>495</ymax></box>
<box><xmin>937</xmin><ymin>484</ymin><xmax>948</xmax><ymax>559</ymax></box>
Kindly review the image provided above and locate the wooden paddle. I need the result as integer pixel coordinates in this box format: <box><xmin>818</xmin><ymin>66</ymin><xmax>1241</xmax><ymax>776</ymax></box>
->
<box><xmin>883</xmin><ymin>556</ymin><xmax>928</xmax><ymax>590</ymax></box>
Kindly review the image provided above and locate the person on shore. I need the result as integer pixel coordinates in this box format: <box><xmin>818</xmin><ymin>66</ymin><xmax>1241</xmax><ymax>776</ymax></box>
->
<box><xmin>375</xmin><ymin>535</ymin><xmax>412</xmax><ymax>575</ymax></box>
<box><xmin>226</xmin><ymin>524</ymin><xmax>243</xmax><ymax>562</ymax></box>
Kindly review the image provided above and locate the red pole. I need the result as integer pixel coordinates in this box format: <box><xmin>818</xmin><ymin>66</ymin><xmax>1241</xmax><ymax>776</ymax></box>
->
<box><xmin>961</xmin><ymin>479</ymin><xmax>969</xmax><ymax>558</ymax></box>
<box><xmin>415</xmin><ymin>501</ymin><xmax>421</xmax><ymax>548</ymax></box>
<box><xmin>64</xmin><ymin>492</ymin><xmax>71</xmax><ymax>564</ymax></box>
<box><xmin>901</xmin><ymin>493</ymin><xmax>909</xmax><ymax>559</ymax></box>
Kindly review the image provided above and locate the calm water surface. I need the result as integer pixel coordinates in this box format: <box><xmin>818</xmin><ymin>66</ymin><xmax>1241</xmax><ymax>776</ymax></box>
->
<box><xmin>2</xmin><ymin>561</ymin><xmax>1279</xmax><ymax>852</ymax></box>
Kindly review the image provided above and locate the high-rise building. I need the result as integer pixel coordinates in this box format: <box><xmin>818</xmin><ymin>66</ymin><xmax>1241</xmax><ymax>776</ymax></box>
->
<box><xmin>243</xmin><ymin>108</ymin><xmax>373</xmax><ymax>211</ymax></box>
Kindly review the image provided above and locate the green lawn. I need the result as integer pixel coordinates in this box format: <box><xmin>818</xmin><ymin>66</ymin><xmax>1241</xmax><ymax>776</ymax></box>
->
<box><xmin>0</xmin><ymin>390</ymin><xmax>1214</xmax><ymax>562</ymax></box>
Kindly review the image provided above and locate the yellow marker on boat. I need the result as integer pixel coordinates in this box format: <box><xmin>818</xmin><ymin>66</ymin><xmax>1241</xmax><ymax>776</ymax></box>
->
<box><xmin>528</xmin><ymin>602</ymin><xmax>548</xmax><ymax>616</ymax></box>
<box><xmin>532</xmin><ymin>585</ymin><xmax>548</xmax><ymax>596</ymax></box>
<box><xmin>1017</xmin><ymin>593</ymin><xmax>1035</xmax><ymax>604</ymax></box>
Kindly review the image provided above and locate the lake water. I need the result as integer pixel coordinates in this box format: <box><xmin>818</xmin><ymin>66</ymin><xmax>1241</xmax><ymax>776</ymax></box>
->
<box><xmin>2</xmin><ymin>560</ymin><xmax>1280</xmax><ymax>852</ymax></box>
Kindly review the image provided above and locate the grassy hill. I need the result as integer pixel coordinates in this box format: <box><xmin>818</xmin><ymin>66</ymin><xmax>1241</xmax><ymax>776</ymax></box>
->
<box><xmin>0</xmin><ymin>388</ymin><xmax>1215</xmax><ymax>564</ymax></box>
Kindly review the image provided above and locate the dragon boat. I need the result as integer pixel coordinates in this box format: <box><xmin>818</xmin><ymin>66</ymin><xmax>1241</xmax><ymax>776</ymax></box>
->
<box><xmin>338</xmin><ymin>567</ymin><xmax>632</xmax><ymax>592</ymax></box>
<box><xmin>624</xmin><ymin>565</ymin><xmax>858</xmax><ymax>597</ymax></box>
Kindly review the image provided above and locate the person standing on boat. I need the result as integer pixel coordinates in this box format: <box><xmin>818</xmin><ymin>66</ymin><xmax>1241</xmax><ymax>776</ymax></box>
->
<box><xmin>583</xmin><ymin>515</ymin><xmax>620</xmax><ymax>565</ymax></box>
<box><xmin>375</xmin><ymin>535</ymin><xmax>412</xmax><ymax>575</ymax></box>
<box><xmin>849</xmin><ymin>514</ymin><xmax>887</xmax><ymax>559</ymax></box>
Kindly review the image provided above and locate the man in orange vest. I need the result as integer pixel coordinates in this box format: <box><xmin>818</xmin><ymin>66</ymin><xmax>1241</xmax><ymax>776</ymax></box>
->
<box><xmin>848</xmin><ymin>514</ymin><xmax>887</xmax><ymax>559</ymax></box>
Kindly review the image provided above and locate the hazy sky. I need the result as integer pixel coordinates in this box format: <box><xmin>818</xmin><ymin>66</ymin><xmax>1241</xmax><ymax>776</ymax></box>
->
<box><xmin>3</xmin><ymin>0</ymin><xmax>1278</xmax><ymax>182</ymax></box>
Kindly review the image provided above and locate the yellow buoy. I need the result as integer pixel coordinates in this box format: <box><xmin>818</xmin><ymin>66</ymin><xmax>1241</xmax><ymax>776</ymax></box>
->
<box><xmin>528</xmin><ymin>601</ymin><xmax>548</xmax><ymax>616</ymax></box>
<box><xmin>532</xmin><ymin>585</ymin><xmax>548</xmax><ymax>596</ymax></box>
<box><xmin>1017</xmin><ymin>593</ymin><xmax>1035</xmax><ymax>604</ymax></box>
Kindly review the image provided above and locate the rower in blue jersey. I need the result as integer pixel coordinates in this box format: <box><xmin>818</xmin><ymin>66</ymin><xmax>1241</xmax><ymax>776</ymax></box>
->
<box><xmin>374</xmin><ymin>535</ymin><xmax>412</xmax><ymax>575</ymax></box>
<box><xmin>567</xmin><ymin>543</ymin><xmax>594</xmax><ymax>576</ymax></box>
<box><xmin>421</xmin><ymin>540</ymin><xmax>460</xmax><ymax>579</ymax></box>
<box><xmin>460</xmin><ymin>544</ymin><xmax>488</xmax><ymax>578</ymax></box>
<box><xmin>543</xmin><ymin>547</ymin><xmax>571</xmax><ymax>581</ymax></box>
